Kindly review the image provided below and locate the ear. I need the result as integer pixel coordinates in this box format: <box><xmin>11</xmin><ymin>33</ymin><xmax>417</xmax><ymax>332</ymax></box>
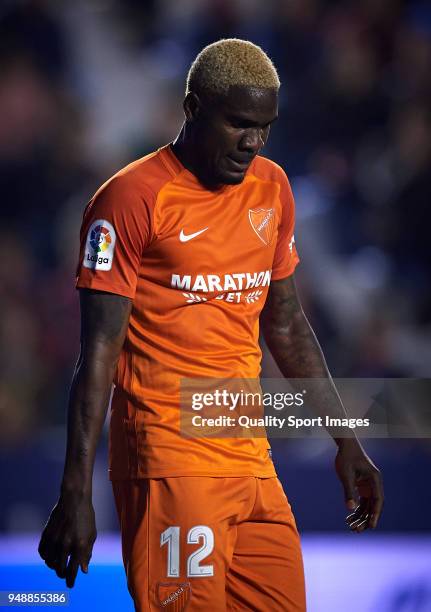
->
<box><xmin>183</xmin><ymin>92</ymin><xmax>201</xmax><ymax>122</ymax></box>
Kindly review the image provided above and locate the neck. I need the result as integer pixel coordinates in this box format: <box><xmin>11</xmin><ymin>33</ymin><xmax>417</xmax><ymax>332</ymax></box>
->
<box><xmin>172</xmin><ymin>130</ymin><xmax>222</xmax><ymax>191</ymax></box>
<box><xmin>171</xmin><ymin>123</ymin><xmax>197</xmax><ymax>175</ymax></box>
<box><xmin>171</xmin><ymin>124</ymin><xmax>223</xmax><ymax>191</ymax></box>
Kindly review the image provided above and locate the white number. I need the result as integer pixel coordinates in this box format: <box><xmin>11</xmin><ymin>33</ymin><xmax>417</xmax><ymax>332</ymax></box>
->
<box><xmin>187</xmin><ymin>525</ymin><xmax>214</xmax><ymax>577</ymax></box>
<box><xmin>160</xmin><ymin>526</ymin><xmax>180</xmax><ymax>577</ymax></box>
<box><xmin>160</xmin><ymin>525</ymin><xmax>214</xmax><ymax>578</ymax></box>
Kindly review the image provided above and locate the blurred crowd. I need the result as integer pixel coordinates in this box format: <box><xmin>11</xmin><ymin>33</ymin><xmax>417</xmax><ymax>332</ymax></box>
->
<box><xmin>0</xmin><ymin>0</ymin><xmax>430</xmax><ymax>530</ymax></box>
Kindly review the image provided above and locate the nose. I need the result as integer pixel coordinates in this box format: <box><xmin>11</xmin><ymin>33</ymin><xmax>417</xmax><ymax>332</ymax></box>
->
<box><xmin>238</xmin><ymin>128</ymin><xmax>265</xmax><ymax>154</ymax></box>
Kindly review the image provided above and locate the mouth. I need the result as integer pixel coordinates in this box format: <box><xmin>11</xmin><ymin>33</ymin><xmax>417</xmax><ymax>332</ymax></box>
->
<box><xmin>226</xmin><ymin>155</ymin><xmax>253</xmax><ymax>172</ymax></box>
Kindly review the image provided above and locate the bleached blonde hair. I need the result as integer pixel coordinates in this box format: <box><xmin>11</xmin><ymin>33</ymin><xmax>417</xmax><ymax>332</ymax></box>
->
<box><xmin>186</xmin><ymin>38</ymin><xmax>280</xmax><ymax>98</ymax></box>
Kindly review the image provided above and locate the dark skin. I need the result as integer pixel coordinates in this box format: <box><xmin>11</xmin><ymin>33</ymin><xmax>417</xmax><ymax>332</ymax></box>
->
<box><xmin>39</xmin><ymin>85</ymin><xmax>383</xmax><ymax>588</ymax></box>
<box><xmin>261</xmin><ymin>276</ymin><xmax>384</xmax><ymax>531</ymax></box>
<box><xmin>38</xmin><ymin>290</ymin><xmax>132</xmax><ymax>587</ymax></box>
<box><xmin>172</xmin><ymin>86</ymin><xmax>278</xmax><ymax>189</ymax></box>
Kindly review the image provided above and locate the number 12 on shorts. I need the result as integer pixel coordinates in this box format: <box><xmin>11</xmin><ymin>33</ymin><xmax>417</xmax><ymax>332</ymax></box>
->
<box><xmin>160</xmin><ymin>525</ymin><xmax>215</xmax><ymax>578</ymax></box>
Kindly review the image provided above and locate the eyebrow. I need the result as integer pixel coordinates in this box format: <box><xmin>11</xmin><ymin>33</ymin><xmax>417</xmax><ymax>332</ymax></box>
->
<box><xmin>228</xmin><ymin>114</ymin><xmax>278</xmax><ymax>127</ymax></box>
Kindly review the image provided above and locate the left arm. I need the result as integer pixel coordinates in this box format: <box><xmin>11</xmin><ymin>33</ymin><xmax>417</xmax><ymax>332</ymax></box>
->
<box><xmin>260</xmin><ymin>275</ymin><xmax>384</xmax><ymax>531</ymax></box>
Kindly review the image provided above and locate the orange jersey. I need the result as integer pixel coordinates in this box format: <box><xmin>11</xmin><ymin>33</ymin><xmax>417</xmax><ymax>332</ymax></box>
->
<box><xmin>76</xmin><ymin>144</ymin><xmax>299</xmax><ymax>478</ymax></box>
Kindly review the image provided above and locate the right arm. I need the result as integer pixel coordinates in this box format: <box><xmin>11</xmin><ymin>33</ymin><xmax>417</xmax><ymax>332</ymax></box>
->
<box><xmin>38</xmin><ymin>289</ymin><xmax>132</xmax><ymax>588</ymax></box>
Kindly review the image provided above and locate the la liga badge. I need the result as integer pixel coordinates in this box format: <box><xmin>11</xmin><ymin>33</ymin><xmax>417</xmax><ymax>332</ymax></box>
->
<box><xmin>83</xmin><ymin>219</ymin><xmax>116</xmax><ymax>271</ymax></box>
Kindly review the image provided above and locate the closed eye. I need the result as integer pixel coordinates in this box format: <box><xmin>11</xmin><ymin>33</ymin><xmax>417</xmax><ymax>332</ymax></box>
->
<box><xmin>228</xmin><ymin>116</ymin><xmax>277</xmax><ymax>129</ymax></box>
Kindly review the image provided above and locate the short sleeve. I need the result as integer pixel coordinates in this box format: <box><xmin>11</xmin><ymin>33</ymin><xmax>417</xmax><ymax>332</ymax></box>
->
<box><xmin>271</xmin><ymin>170</ymin><xmax>300</xmax><ymax>280</ymax></box>
<box><xmin>76</xmin><ymin>176</ymin><xmax>154</xmax><ymax>299</ymax></box>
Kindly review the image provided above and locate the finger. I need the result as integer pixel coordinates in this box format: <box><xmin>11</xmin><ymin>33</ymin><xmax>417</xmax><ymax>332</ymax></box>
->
<box><xmin>346</xmin><ymin>507</ymin><xmax>361</xmax><ymax>523</ymax></box>
<box><xmin>369</xmin><ymin>476</ymin><xmax>384</xmax><ymax>529</ymax></box>
<box><xmin>348</xmin><ymin>514</ymin><xmax>368</xmax><ymax>531</ymax></box>
<box><xmin>79</xmin><ymin>549</ymin><xmax>92</xmax><ymax>574</ymax></box>
<box><xmin>339</xmin><ymin>472</ymin><xmax>358</xmax><ymax>510</ymax></box>
<box><xmin>39</xmin><ymin>537</ymin><xmax>60</xmax><ymax>570</ymax></box>
<box><xmin>55</xmin><ymin>549</ymin><xmax>70</xmax><ymax>579</ymax></box>
<box><xmin>50</xmin><ymin>535</ymin><xmax>72</xmax><ymax>579</ymax></box>
<box><xmin>352</xmin><ymin>514</ymin><xmax>370</xmax><ymax>533</ymax></box>
<box><xmin>38</xmin><ymin>532</ymin><xmax>54</xmax><ymax>561</ymax></box>
<box><xmin>369</xmin><ymin>499</ymin><xmax>384</xmax><ymax>528</ymax></box>
<box><xmin>346</xmin><ymin>498</ymin><xmax>368</xmax><ymax>523</ymax></box>
<box><xmin>44</xmin><ymin>557</ymin><xmax>58</xmax><ymax>570</ymax></box>
<box><xmin>346</xmin><ymin>500</ymin><xmax>370</xmax><ymax>530</ymax></box>
<box><xmin>65</xmin><ymin>554</ymin><xmax>80</xmax><ymax>589</ymax></box>
<box><xmin>38</xmin><ymin>523</ymin><xmax>65</xmax><ymax>559</ymax></box>
<box><xmin>348</xmin><ymin>512</ymin><xmax>370</xmax><ymax>531</ymax></box>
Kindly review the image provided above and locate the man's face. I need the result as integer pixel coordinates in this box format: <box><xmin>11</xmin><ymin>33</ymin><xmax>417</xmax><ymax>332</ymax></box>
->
<box><xmin>189</xmin><ymin>86</ymin><xmax>278</xmax><ymax>187</ymax></box>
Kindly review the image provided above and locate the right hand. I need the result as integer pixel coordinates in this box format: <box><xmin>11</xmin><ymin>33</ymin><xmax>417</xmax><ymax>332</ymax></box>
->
<box><xmin>38</xmin><ymin>492</ymin><xmax>97</xmax><ymax>588</ymax></box>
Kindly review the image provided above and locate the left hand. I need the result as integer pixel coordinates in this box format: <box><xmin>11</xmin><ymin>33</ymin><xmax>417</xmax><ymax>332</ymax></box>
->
<box><xmin>335</xmin><ymin>439</ymin><xmax>384</xmax><ymax>532</ymax></box>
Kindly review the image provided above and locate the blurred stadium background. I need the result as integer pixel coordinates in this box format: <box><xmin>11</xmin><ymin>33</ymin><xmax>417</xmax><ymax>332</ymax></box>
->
<box><xmin>0</xmin><ymin>0</ymin><xmax>430</xmax><ymax>610</ymax></box>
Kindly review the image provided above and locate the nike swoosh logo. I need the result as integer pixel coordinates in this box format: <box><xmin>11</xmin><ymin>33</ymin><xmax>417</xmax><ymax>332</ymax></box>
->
<box><xmin>179</xmin><ymin>227</ymin><xmax>209</xmax><ymax>242</ymax></box>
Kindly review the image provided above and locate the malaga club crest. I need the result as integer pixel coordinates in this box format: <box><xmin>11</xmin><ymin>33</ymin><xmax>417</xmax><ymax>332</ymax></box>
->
<box><xmin>83</xmin><ymin>218</ymin><xmax>116</xmax><ymax>271</ymax></box>
<box><xmin>156</xmin><ymin>582</ymin><xmax>191</xmax><ymax>610</ymax></box>
<box><xmin>248</xmin><ymin>208</ymin><xmax>275</xmax><ymax>246</ymax></box>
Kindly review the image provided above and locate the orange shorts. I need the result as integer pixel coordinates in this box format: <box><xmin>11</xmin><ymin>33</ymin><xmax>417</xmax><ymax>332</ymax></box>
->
<box><xmin>112</xmin><ymin>477</ymin><xmax>306</xmax><ymax>611</ymax></box>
